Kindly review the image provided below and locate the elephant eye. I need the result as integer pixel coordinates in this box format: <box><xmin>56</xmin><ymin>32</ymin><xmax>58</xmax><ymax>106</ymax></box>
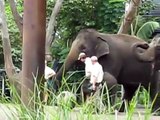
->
<box><xmin>80</xmin><ymin>45</ymin><xmax>86</xmax><ymax>51</ymax></box>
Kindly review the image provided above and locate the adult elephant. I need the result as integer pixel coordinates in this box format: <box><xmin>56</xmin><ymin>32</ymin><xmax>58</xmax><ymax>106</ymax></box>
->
<box><xmin>53</xmin><ymin>29</ymin><xmax>160</xmax><ymax>112</ymax></box>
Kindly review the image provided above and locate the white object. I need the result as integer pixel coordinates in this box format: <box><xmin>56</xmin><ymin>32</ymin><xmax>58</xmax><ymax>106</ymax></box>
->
<box><xmin>78</xmin><ymin>52</ymin><xmax>93</xmax><ymax>77</ymax></box>
<box><xmin>90</xmin><ymin>56</ymin><xmax>104</xmax><ymax>84</ymax></box>
<box><xmin>84</xmin><ymin>57</ymin><xmax>92</xmax><ymax>77</ymax></box>
<box><xmin>78</xmin><ymin>52</ymin><xmax>86</xmax><ymax>60</ymax></box>
<box><xmin>44</xmin><ymin>65</ymin><xmax>56</xmax><ymax>80</ymax></box>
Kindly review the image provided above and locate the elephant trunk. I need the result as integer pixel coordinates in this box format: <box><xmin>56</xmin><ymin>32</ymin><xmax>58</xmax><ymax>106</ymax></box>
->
<box><xmin>132</xmin><ymin>42</ymin><xmax>155</xmax><ymax>62</ymax></box>
<box><xmin>55</xmin><ymin>43</ymin><xmax>80</xmax><ymax>89</ymax></box>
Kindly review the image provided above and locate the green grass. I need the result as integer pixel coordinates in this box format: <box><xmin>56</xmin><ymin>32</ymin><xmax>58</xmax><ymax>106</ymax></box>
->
<box><xmin>0</xmin><ymin>72</ymin><xmax>158</xmax><ymax>120</ymax></box>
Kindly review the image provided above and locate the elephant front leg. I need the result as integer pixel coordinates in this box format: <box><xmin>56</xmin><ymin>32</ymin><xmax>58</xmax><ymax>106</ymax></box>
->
<box><xmin>119</xmin><ymin>85</ymin><xmax>138</xmax><ymax>112</ymax></box>
<box><xmin>103</xmin><ymin>72</ymin><xmax>118</xmax><ymax>105</ymax></box>
<box><xmin>103</xmin><ymin>72</ymin><xmax>117</xmax><ymax>87</ymax></box>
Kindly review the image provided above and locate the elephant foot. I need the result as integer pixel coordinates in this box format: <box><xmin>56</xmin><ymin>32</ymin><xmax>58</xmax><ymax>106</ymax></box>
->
<box><xmin>118</xmin><ymin>100</ymin><xmax>129</xmax><ymax>112</ymax></box>
<box><xmin>118</xmin><ymin>102</ymin><xmax>125</xmax><ymax>112</ymax></box>
<box><xmin>152</xmin><ymin>107</ymin><xmax>160</xmax><ymax>116</ymax></box>
<box><xmin>150</xmin><ymin>91</ymin><xmax>160</xmax><ymax>115</ymax></box>
<box><xmin>152</xmin><ymin>105</ymin><xmax>160</xmax><ymax>115</ymax></box>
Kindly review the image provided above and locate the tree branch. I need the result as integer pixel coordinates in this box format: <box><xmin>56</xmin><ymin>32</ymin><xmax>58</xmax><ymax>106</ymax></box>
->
<box><xmin>118</xmin><ymin>0</ymin><xmax>141</xmax><ymax>34</ymax></box>
<box><xmin>0</xmin><ymin>0</ymin><xmax>16</xmax><ymax>77</ymax></box>
<box><xmin>0</xmin><ymin>0</ymin><xmax>21</xmax><ymax>96</ymax></box>
<box><xmin>45</xmin><ymin>0</ymin><xmax>63</xmax><ymax>60</ymax></box>
<box><xmin>8</xmin><ymin>0</ymin><xmax>23</xmax><ymax>36</ymax></box>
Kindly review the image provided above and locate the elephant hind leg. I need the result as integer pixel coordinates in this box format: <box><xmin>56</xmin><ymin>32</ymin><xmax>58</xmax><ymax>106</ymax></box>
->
<box><xmin>119</xmin><ymin>85</ymin><xmax>138</xmax><ymax>112</ymax></box>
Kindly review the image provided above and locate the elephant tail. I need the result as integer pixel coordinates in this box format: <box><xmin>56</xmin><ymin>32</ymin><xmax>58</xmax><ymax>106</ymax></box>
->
<box><xmin>132</xmin><ymin>42</ymin><xmax>155</xmax><ymax>62</ymax></box>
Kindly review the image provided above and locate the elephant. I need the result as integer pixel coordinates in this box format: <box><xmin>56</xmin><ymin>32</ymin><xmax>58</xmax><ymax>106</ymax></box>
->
<box><xmin>132</xmin><ymin>34</ymin><xmax>160</xmax><ymax>62</ymax></box>
<box><xmin>53</xmin><ymin>28</ymin><xmax>160</xmax><ymax>113</ymax></box>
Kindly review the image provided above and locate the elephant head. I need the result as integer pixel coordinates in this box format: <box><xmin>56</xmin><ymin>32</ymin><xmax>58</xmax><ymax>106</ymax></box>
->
<box><xmin>149</xmin><ymin>35</ymin><xmax>160</xmax><ymax>47</ymax></box>
<box><xmin>54</xmin><ymin>29</ymin><xmax>110</xmax><ymax>88</ymax></box>
<box><xmin>132</xmin><ymin>42</ymin><xmax>155</xmax><ymax>62</ymax></box>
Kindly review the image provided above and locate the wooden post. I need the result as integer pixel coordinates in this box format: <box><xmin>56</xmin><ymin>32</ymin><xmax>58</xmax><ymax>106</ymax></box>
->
<box><xmin>21</xmin><ymin>0</ymin><xmax>46</xmax><ymax>108</ymax></box>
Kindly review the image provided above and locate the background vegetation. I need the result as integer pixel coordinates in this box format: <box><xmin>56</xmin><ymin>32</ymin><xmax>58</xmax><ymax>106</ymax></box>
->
<box><xmin>0</xmin><ymin>0</ymin><xmax>157</xmax><ymax>68</ymax></box>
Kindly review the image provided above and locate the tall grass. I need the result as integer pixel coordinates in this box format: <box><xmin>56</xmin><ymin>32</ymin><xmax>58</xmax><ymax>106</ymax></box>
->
<box><xmin>0</xmin><ymin>72</ymin><xmax>157</xmax><ymax>120</ymax></box>
<box><xmin>125</xmin><ymin>85</ymin><xmax>140</xmax><ymax>120</ymax></box>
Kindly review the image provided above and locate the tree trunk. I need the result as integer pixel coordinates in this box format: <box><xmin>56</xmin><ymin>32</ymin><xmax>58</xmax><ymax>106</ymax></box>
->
<box><xmin>45</xmin><ymin>0</ymin><xmax>63</xmax><ymax>61</ymax></box>
<box><xmin>0</xmin><ymin>0</ymin><xmax>16</xmax><ymax>78</ymax></box>
<box><xmin>118</xmin><ymin>0</ymin><xmax>141</xmax><ymax>34</ymax></box>
<box><xmin>21</xmin><ymin>0</ymin><xmax>46</xmax><ymax>108</ymax></box>
<box><xmin>8</xmin><ymin>0</ymin><xmax>23</xmax><ymax>36</ymax></box>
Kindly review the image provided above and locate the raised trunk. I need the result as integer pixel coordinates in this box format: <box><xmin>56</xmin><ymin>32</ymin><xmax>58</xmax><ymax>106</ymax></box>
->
<box><xmin>133</xmin><ymin>42</ymin><xmax>155</xmax><ymax>62</ymax></box>
<box><xmin>137</xmin><ymin>47</ymin><xmax>155</xmax><ymax>62</ymax></box>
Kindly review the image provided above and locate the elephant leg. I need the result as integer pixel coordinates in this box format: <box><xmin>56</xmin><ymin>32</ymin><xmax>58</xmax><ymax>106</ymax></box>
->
<box><xmin>102</xmin><ymin>72</ymin><xmax>117</xmax><ymax>105</ymax></box>
<box><xmin>103</xmin><ymin>72</ymin><xmax>117</xmax><ymax>87</ymax></box>
<box><xmin>119</xmin><ymin>85</ymin><xmax>138</xmax><ymax>112</ymax></box>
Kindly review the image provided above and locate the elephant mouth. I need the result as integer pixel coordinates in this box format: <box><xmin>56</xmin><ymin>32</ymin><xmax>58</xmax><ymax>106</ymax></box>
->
<box><xmin>134</xmin><ymin>43</ymin><xmax>150</xmax><ymax>54</ymax></box>
<box><xmin>136</xmin><ymin>44</ymin><xmax>149</xmax><ymax>50</ymax></box>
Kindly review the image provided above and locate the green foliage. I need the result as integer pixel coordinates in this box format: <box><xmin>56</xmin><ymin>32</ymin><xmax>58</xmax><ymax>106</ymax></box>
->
<box><xmin>139</xmin><ymin>0</ymin><xmax>156</xmax><ymax>16</ymax></box>
<box><xmin>98</xmin><ymin>0</ymin><xmax>124</xmax><ymax>33</ymax></box>
<box><xmin>51</xmin><ymin>39</ymin><xmax>70</xmax><ymax>63</ymax></box>
<box><xmin>57</xmin><ymin>0</ymin><xmax>97</xmax><ymax>42</ymax></box>
<box><xmin>131</xmin><ymin>0</ymin><xmax>158</xmax><ymax>38</ymax></box>
<box><xmin>109</xmin><ymin>0</ymin><xmax>125</xmax><ymax>3</ymax></box>
<box><xmin>58</xmin><ymin>0</ymin><xmax>124</xmax><ymax>34</ymax></box>
<box><xmin>46</xmin><ymin>0</ymin><xmax>55</xmax><ymax>20</ymax></box>
<box><xmin>136</xmin><ymin>21</ymin><xmax>160</xmax><ymax>42</ymax></box>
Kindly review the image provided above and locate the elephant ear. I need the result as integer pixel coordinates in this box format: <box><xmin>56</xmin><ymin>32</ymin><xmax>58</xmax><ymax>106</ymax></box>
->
<box><xmin>95</xmin><ymin>36</ymin><xmax>110</xmax><ymax>58</ymax></box>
